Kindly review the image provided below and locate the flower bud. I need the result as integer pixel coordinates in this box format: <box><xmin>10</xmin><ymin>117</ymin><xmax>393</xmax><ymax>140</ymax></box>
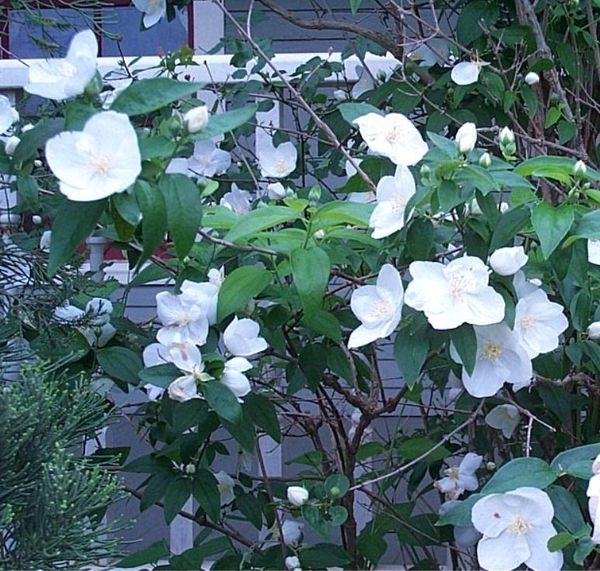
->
<box><xmin>308</xmin><ymin>184</ymin><xmax>321</xmax><ymax>206</ymax></box>
<box><xmin>573</xmin><ymin>160</ymin><xmax>587</xmax><ymax>178</ymax></box>
<box><xmin>184</xmin><ymin>463</ymin><xmax>196</xmax><ymax>475</ymax></box>
<box><xmin>499</xmin><ymin>127</ymin><xmax>515</xmax><ymax>145</ymax></box>
<box><xmin>32</xmin><ymin>215</ymin><xmax>42</xmax><ymax>225</ymax></box>
<box><xmin>588</xmin><ymin>321</ymin><xmax>600</xmax><ymax>340</ymax></box>
<box><xmin>287</xmin><ymin>486</ymin><xmax>309</xmax><ymax>507</ymax></box>
<box><xmin>524</xmin><ymin>71</ymin><xmax>540</xmax><ymax>86</ymax></box>
<box><xmin>420</xmin><ymin>164</ymin><xmax>431</xmax><ymax>179</ymax></box>
<box><xmin>479</xmin><ymin>152</ymin><xmax>492</xmax><ymax>168</ymax></box>
<box><xmin>333</xmin><ymin>89</ymin><xmax>349</xmax><ymax>101</ymax></box>
<box><xmin>455</xmin><ymin>122</ymin><xmax>477</xmax><ymax>154</ymax></box>
<box><xmin>486</xmin><ymin>461</ymin><xmax>496</xmax><ymax>471</ymax></box>
<box><xmin>489</xmin><ymin>246</ymin><xmax>528</xmax><ymax>276</ymax></box>
<box><xmin>4</xmin><ymin>135</ymin><xmax>20</xmax><ymax>156</ymax></box>
<box><xmin>33</xmin><ymin>159</ymin><xmax>42</xmax><ymax>167</ymax></box>
<box><xmin>285</xmin><ymin>556</ymin><xmax>302</xmax><ymax>571</ymax></box>
<box><xmin>183</xmin><ymin>106</ymin><xmax>209</xmax><ymax>133</ymax></box>
<box><xmin>313</xmin><ymin>229</ymin><xmax>325</xmax><ymax>240</ymax></box>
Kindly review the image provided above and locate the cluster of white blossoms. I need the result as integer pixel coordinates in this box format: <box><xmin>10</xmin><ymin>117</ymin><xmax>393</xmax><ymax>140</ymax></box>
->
<box><xmin>53</xmin><ymin>297</ymin><xmax>116</xmax><ymax>347</ymax></box>
<box><xmin>143</xmin><ymin>270</ymin><xmax>268</xmax><ymax>402</ymax></box>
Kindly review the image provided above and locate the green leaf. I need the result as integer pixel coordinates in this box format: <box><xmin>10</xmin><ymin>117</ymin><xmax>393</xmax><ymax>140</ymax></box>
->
<box><xmin>164</xmin><ymin>477</ymin><xmax>192</xmax><ymax>524</ymax></box>
<box><xmin>291</xmin><ymin>247</ymin><xmax>330</xmax><ymax>313</ymax></box>
<box><xmin>397</xmin><ymin>437</ymin><xmax>451</xmax><ymax>463</ymax></box>
<box><xmin>338</xmin><ymin>102</ymin><xmax>382</xmax><ymax>125</ymax></box>
<box><xmin>196</xmin><ymin>105</ymin><xmax>258</xmax><ymax>140</ymax></box>
<box><xmin>128</xmin><ymin>263</ymin><xmax>171</xmax><ymax>288</ymax></box>
<box><xmin>574</xmin><ymin>209</ymin><xmax>600</xmax><ymax>239</ymax></box>
<box><xmin>302</xmin><ymin>309</ymin><xmax>342</xmax><ymax>343</ymax></box>
<box><xmin>456</xmin><ymin>0</ymin><xmax>499</xmax><ymax>45</ymax></box>
<box><xmin>216</xmin><ymin>266</ymin><xmax>271</xmax><ymax>322</ymax></box>
<box><xmin>394</xmin><ymin>316</ymin><xmax>429</xmax><ymax>386</ymax></box>
<box><xmin>117</xmin><ymin>540</ymin><xmax>170</xmax><ymax>568</ymax></box>
<box><xmin>236</xmin><ymin>493</ymin><xmax>264</xmax><ymax>530</ymax></box>
<box><xmin>135</xmin><ymin>180</ymin><xmax>167</xmax><ymax>266</ymax></box>
<box><xmin>328</xmin><ymin>505</ymin><xmax>348</xmax><ymax>526</ymax></box>
<box><xmin>243</xmin><ymin>392</ymin><xmax>281</xmax><ymax>442</ymax></box>
<box><xmin>324</xmin><ymin>474</ymin><xmax>350</xmax><ymax>498</ymax></box>
<box><xmin>546</xmin><ymin>485</ymin><xmax>588</xmax><ymax>535</ymax></box>
<box><xmin>547</xmin><ymin>531</ymin><xmax>575</xmax><ymax>552</ymax></box>
<box><xmin>159</xmin><ymin>174</ymin><xmax>203</xmax><ymax>258</ymax></box>
<box><xmin>224</xmin><ymin>205</ymin><xmax>299</xmax><ymax>244</ymax></box>
<box><xmin>489</xmin><ymin>206</ymin><xmax>531</xmax><ymax>250</ymax></box>
<box><xmin>551</xmin><ymin>442</ymin><xmax>600</xmax><ymax>477</ymax></box>
<box><xmin>111</xmin><ymin>78</ymin><xmax>203</xmax><ymax>116</ymax></box>
<box><xmin>202</xmin><ymin>380</ymin><xmax>242</xmax><ymax>423</ymax></box>
<box><xmin>48</xmin><ymin>199</ymin><xmax>106</xmax><ymax>275</ymax></box>
<box><xmin>531</xmin><ymin>202</ymin><xmax>574</xmax><ymax>259</ymax></box>
<box><xmin>301</xmin><ymin>504</ymin><xmax>330</xmax><ymax>539</ymax></box>
<box><xmin>437</xmin><ymin>495</ymin><xmax>481</xmax><ymax>527</ymax></box>
<box><xmin>192</xmin><ymin>469</ymin><xmax>221</xmax><ymax>521</ymax></box>
<box><xmin>96</xmin><ymin>347</ymin><xmax>143</xmax><ymax>385</ymax></box>
<box><xmin>13</xmin><ymin>117</ymin><xmax>63</xmax><ymax>163</ymax></box>
<box><xmin>481</xmin><ymin>457</ymin><xmax>556</xmax><ymax>493</ymax></box>
<box><xmin>455</xmin><ymin>165</ymin><xmax>497</xmax><ymax>195</ymax></box>
<box><xmin>311</xmin><ymin>201</ymin><xmax>372</xmax><ymax>231</ymax></box>
<box><xmin>138</xmin><ymin>363</ymin><xmax>180</xmax><ymax>388</ymax></box>
<box><xmin>299</xmin><ymin>543</ymin><xmax>353</xmax><ymax>567</ymax></box>
<box><xmin>450</xmin><ymin>324</ymin><xmax>477</xmax><ymax>376</ymax></box>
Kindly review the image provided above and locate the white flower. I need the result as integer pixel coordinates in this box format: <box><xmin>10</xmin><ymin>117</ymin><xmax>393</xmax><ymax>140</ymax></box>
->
<box><xmin>451</xmin><ymin>323</ymin><xmax>532</xmax><ymax>397</ymax></box>
<box><xmin>574</xmin><ymin>160</ymin><xmax>587</xmax><ymax>177</ymax></box>
<box><xmin>45</xmin><ymin>111</ymin><xmax>141</xmax><ymax>202</ymax></box>
<box><xmin>280</xmin><ymin>519</ymin><xmax>303</xmax><ymax>547</ymax></box>
<box><xmin>285</xmin><ymin>555</ymin><xmax>302</xmax><ymax>571</ymax></box>
<box><xmin>186</xmin><ymin>139</ymin><xmax>232</xmax><ymax>178</ymax></box>
<box><xmin>166</xmin><ymin>341</ymin><xmax>206</xmax><ymax>402</ymax></box>
<box><xmin>141</xmin><ymin>342</ymin><xmax>171</xmax><ymax>400</ymax></box>
<box><xmin>513</xmin><ymin>289</ymin><xmax>568</xmax><ymax>359</ymax></box>
<box><xmin>133</xmin><ymin>0</ymin><xmax>166</xmax><ymax>28</ymax></box>
<box><xmin>220</xmin><ymin>184</ymin><xmax>252</xmax><ymax>215</ymax></box>
<box><xmin>587</xmin><ymin>454</ymin><xmax>600</xmax><ymax>544</ymax></box>
<box><xmin>214</xmin><ymin>470</ymin><xmax>235</xmax><ymax>506</ymax></box>
<box><xmin>86</xmin><ymin>297</ymin><xmax>113</xmax><ymax>325</ymax></box>
<box><xmin>485</xmin><ymin>404</ymin><xmax>521</xmax><ymax>438</ymax></box>
<box><xmin>0</xmin><ymin>96</ymin><xmax>18</xmax><ymax>134</ymax></box>
<box><xmin>472</xmin><ymin>487</ymin><xmax>563</xmax><ymax>571</ymax></box>
<box><xmin>479</xmin><ymin>152</ymin><xmax>492</xmax><ymax>168</ymax></box>
<box><xmin>4</xmin><ymin>136</ymin><xmax>20</xmax><ymax>156</ymax></box>
<box><xmin>266</xmin><ymin>182</ymin><xmax>288</xmax><ymax>200</ymax></box>
<box><xmin>455</xmin><ymin>122</ymin><xmax>477</xmax><ymax>154</ymax></box>
<box><xmin>588</xmin><ymin>239</ymin><xmax>600</xmax><ymax>265</ymax></box>
<box><xmin>588</xmin><ymin>322</ymin><xmax>600</xmax><ymax>339</ymax></box>
<box><xmin>25</xmin><ymin>30</ymin><xmax>98</xmax><ymax>101</ymax></box>
<box><xmin>221</xmin><ymin>357</ymin><xmax>252</xmax><ymax>399</ymax></box>
<box><xmin>223</xmin><ymin>316</ymin><xmax>268</xmax><ymax>357</ymax></box>
<box><xmin>183</xmin><ymin>106</ymin><xmax>209</xmax><ymax>133</ymax></box>
<box><xmin>404</xmin><ymin>256</ymin><xmax>505</xmax><ymax>330</ymax></box>
<box><xmin>489</xmin><ymin>246</ymin><xmax>528</xmax><ymax>276</ymax></box>
<box><xmin>347</xmin><ymin>264</ymin><xmax>404</xmax><ymax>349</ymax></box>
<box><xmin>369</xmin><ymin>165</ymin><xmax>416</xmax><ymax>239</ymax></box>
<box><xmin>258</xmin><ymin>140</ymin><xmax>297</xmax><ymax>178</ymax></box>
<box><xmin>207</xmin><ymin>267</ymin><xmax>225</xmax><ymax>288</ymax></box>
<box><xmin>451</xmin><ymin>61</ymin><xmax>482</xmax><ymax>86</ymax></box>
<box><xmin>353</xmin><ymin>112</ymin><xmax>428</xmax><ymax>166</ymax></box>
<box><xmin>524</xmin><ymin>71</ymin><xmax>540</xmax><ymax>86</ymax></box>
<box><xmin>287</xmin><ymin>486</ymin><xmax>309</xmax><ymax>507</ymax></box>
<box><xmin>434</xmin><ymin>453</ymin><xmax>482</xmax><ymax>500</ymax></box>
<box><xmin>156</xmin><ymin>280</ymin><xmax>218</xmax><ymax>346</ymax></box>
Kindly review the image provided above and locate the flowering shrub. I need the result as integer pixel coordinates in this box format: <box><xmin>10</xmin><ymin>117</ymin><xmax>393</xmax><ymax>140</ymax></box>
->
<box><xmin>6</xmin><ymin>1</ymin><xmax>600</xmax><ymax>569</ymax></box>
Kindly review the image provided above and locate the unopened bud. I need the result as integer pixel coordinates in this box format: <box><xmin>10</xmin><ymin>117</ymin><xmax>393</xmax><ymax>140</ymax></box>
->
<box><xmin>33</xmin><ymin>159</ymin><xmax>42</xmax><ymax>168</ymax></box>
<box><xmin>4</xmin><ymin>135</ymin><xmax>20</xmax><ymax>156</ymax></box>
<box><xmin>573</xmin><ymin>160</ymin><xmax>587</xmax><ymax>178</ymax></box>
<box><xmin>420</xmin><ymin>164</ymin><xmax>431</xmax><ymax>179</ymax></box>
<box><xmin>287</xmin><ymin>486</ymin><xmax>309</xmax><ymax>507</ymax></box>
<box><xmin>486</xmin><ymin>461</ymin><xmax>496</xmax><ymax>471</ymax></box>
<box><xmin>455</xmin><ymin>122</ymin><xmax>477</xmax><ymax>154</ymax></box>
<box><xmin>524</xmin><ymin>71</ymin><xmax>540</xmax><ymax>86</ymax></box>
<box><xmin>333</xmin><ymin>89</ymin><xmax>349</xmax><ymax>101</ymax></box>
<box><xmin>499</xmin><ymin>127</ymin><xmax>515</xmax><ymax>145</ymax></box>
<box><xmin>308</xmin><ymin>184</ymin><xmax>321</xmax><ymax>206</ymax></box>
<box><xmin>313</xmin><ymin>229</ymin><xmax>325</xmax><ymax>240</ymax></box>
<box><xmin>479</xmin><ymin>152</ymin><xmax>492</xmax><ymax>168</ymax></box>
<box><xmin>183</xmin><ymin>106</ymin><xmax>209</xmax><ymax>133</ymax></box>
<box><xmin>32</xmin><ymin>215</ymin><xmax>42</xmax><ymax>225</ymax></box>
<box><xmin>184</xmin><ymin>463</ymin><xmax>196</xmax><ymax>475</ymax></box>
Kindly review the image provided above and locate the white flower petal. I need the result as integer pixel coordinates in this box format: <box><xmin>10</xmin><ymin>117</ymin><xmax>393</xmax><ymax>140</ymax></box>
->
<box><xmin>451</xmin><ymin>61</ymin><xmax>481</xmax><ymax>86</ymax></box>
